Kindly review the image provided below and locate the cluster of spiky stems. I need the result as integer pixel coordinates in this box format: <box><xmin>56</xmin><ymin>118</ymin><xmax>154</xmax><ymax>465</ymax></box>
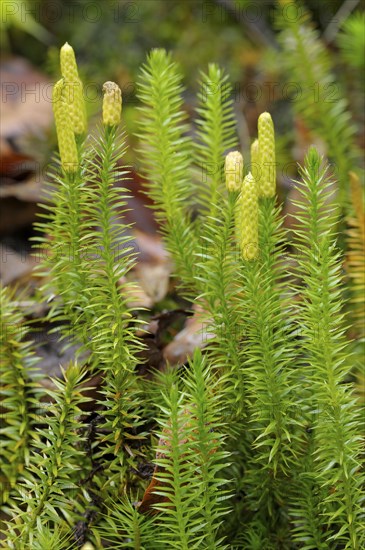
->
<box><xmin>1</xmin><ymin>42</ymin><xmax>363</xmax><ymax>550</ymax></box>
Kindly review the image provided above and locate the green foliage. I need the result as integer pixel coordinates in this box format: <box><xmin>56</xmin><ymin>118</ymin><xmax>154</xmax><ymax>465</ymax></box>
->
<box><xmin>239</xmin><ymin>197</ymin><xmax>300</xmax><ymax>532</ymax></box>
<box><xmin>0</xmin><ymin>287</ymin><xmax>41</xmax><ymax>505</ymax></box>
<box><xmin>80</xmin><ymin>124</ymin><xmax>146</xmax><ymax>468</ymax></box>
<box><xmin>289</xmin><ymin>148</ymin><xmax>364</xmax><ymax>548</ymax></box>
<box><xmin>82</xmin><ymin>126</ymin><xmax>138</xmax><ymax>371</ymax></box>
<box><xmin>4</xmin><ymin>364</ymin><xmax>91</xmax><ymax>549</ymax></box>
<box><xmin>132</xmin><ymin>47</ymin><xmax>364</xmax><ymax>548</ymax></box>
<box><xmin>33</xmin><ymin>136</ymin><xmax>89</xmax><ymax>344</ymax></box>
<box><xmin>137</xmin><ymin>49</ymin><xmax>198</xmax><ymax>289</ymax></box>
<box><xmin>196</xmin><ymin>192</ymin><xmax>247</xmax><ymax>420</ymax></box>
<box><xmin>34</xmin><ymin>101</ymin><xmax>145</xmax><ymax>474</ymax></box>
<box><xmin>31</xmin><ymin>523</ymin><xmax>74</xmax><ymax>550</ymax></box>
<box><xmin>193</xmin><ymin>64</ymin><xmax>238</xmax><ymax>217</ymax></box>
<box><xmin>1</xmin><ymin>32</ymin><xmax>364</xmax><ymax>550</ymax></box>
<box><xmin>151</xmin><ymin>351</ymin><xmax>230</xmax><ymax>548</ymax></box>
<box><xmin>96</xmin><ymin>496</ymin><xmax>157</xmax><ymax>549</ymax></box>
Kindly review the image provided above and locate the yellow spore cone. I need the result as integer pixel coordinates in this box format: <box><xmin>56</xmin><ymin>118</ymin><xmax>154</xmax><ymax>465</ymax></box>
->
<box><xmin>60</xmin><ymin>42</ymin><xmax>79</xmax><ymax>81</ymax></box>
<box><xmin>237</xmin><ymin>172</ymin><xmax>259</xmax><ymax>261</ymax></box>
<box><xmin>60</xmin><ymin>42</ymin><xmax>86</xmax><ymax>135</ymax></box>
<box><xmin>225</xmin><ymin>151</ymin><xmax>243</xmax><ymax>192</ymax></box>
<box><xmin>53</xmin><ymin>79</ymin><xmax>78</xmax><ymax>173</ymax></box>
<box><xmin>102</xmin><ymin>81</ymin><xmax>122</xmax><ymax>127</ymax></box>
<box><xmin>257</xmin><ymin>112</ymin><xmax>276</xmax><ymax>197</ymax></box>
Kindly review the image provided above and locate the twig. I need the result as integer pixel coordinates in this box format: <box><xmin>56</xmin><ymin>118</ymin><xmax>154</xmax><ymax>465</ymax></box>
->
<box><xmin>323</xmin><ymin>0</ymin><xmax>360</xmax><ymax>44</ymax></box>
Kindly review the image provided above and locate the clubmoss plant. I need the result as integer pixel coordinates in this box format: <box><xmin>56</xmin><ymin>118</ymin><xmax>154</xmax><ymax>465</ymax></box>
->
<box><xmin>0</xmin><ymin>287</ymin><xmax>41</xmax><ymax>506</ymax></box>
<box><xmin>193</xmin><ymin>63</ymin><xmax>238</xmax><ymax>219</ymax></box>
<box><xmin>80</xmin><ymin>79</ymin><xmax>145</xmax><ymax>469</ymax></box>
<box><xmin>34</xmin><ymin>43</ymin><xmax>88</xmax><ymax>345</ymax></box>
<box><xmin>136</xmin><ymin>49</ymin><xmax>198</xmax><ymax>290</ymax></box>
<box><xmin>5</xmin><ymin>364</ymin><xmax>91</xmax><ymax>549</ymax></box>
<box><xmin>1</xmin><ymin>40</ymin><xmax>364</xmax><ymax>550</ymax></box>
<box><xmin>289</xmin><ymin>148</ymin><xmax>364</xmax><ymax>548</ymax></box>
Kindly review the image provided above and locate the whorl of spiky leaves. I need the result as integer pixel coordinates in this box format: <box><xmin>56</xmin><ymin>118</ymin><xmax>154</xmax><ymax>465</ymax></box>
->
<box><xmin>225</xmin><ymin>151</ymin><xmax>243</xmax><ymax>192</ymax></box>
<box><xmin>257</xmin><ymin>112</ymin><xmax>276</xmax><ymax>198</ymax></box>
<box><xmin>60</xmin><ymin>42</ymin><xmax>86</xmax><ymax>135</ymax></box>
<box><xmin>0</xmin><ymin>287</ymin><xmax>40</xmax><ymax>505</ymax></box>
<box><xmin>102</xmin><ymin>81</ymin><xmax>122</xmax><ymax>127</ymax></box>
<box><xmin>52</xmin><ymin>79</ymin><xmax>78</xmax><ymax>173</ymax></box>
<box><xmin>97</xmin><ymin>496</ymin><xmax>157</xmax><ymax>549</ymax></box>
<box><xmin>237</xmin><ymin>172</ymin><xmax>259</xmax><ymax>260</ymax></box>
<box><xmin>194</xmin><ymin>63</ymin><xmax>238</xmax><ymax>214</ymax></box>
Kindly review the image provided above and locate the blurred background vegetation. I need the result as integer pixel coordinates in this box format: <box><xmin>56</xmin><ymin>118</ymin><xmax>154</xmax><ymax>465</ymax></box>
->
<box><xmin>2</xmin><ymin>0</ymin><xmax>363</xmax><ymax>154</ymax></box>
